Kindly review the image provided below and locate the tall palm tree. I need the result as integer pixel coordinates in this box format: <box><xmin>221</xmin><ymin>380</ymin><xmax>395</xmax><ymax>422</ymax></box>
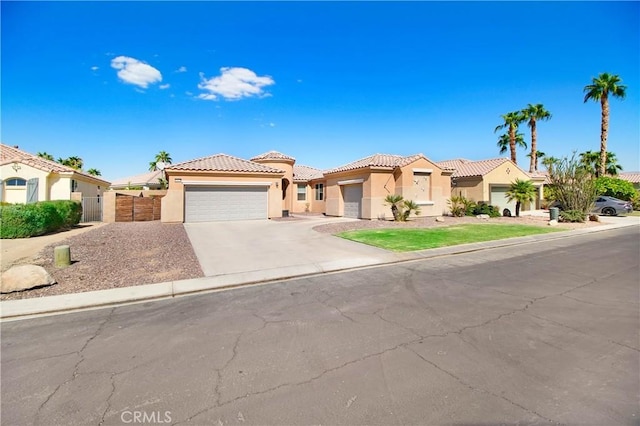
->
<box><xmin>495</xmin><ymin>111</ymin><xmax>525</xmax><ymax>164</ymax></box>
<box><xmin>522</xmin><ymin>104</ymin><xmax>552</xmax><ymax>173</ymax></box>
<box><xmin>37</xmin><ymin>152</ymin><xmax>55</xmax><ymax>161</ymax></box>
<box><xmin>497</xmin><ymin>132</ymin><xmax>527</xmax><ymax>157</ymax></box>
<box><xmin>526</xmin><ymin>150</ymin><xmax>546</xmax><ymax>172</ymax></box>
<box><xmin>583</xmin><ymin>72</ymin><xmax>627</xmax><ymax>177</ymax></box>
<box><xmin>505</xmin><ymin>179</ymin><xmax>537</xmax><ymax>217</ymax></box>
<box><xmin>87</xmin><ymin>168</ymin><xmax>102</xmax><ymax>176</ymax></box>
<box><xmin>579</xmin><ymin>150</ymin><xmax>622</xmax><ymax>177</ymax></box>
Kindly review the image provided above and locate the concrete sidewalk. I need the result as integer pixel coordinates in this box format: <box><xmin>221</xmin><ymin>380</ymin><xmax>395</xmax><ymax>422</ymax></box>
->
<box><xmin>2</xmin><ymin>216</ymin><xmax>638</xmax><ymax>320</ymax></box>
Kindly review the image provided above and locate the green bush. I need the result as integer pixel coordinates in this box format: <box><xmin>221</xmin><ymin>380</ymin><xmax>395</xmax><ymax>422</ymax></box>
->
<box><xmin>595</xmin><ymin>176</ymin><xmax>636</xmax><ymax>201</ymax></box>
<box><xmin>631</xmin><ymin>191</ymin><xmax>640</xmax><ymax>211</ymax></box>
<box><xmin>448</xmin><ymin>194</ymin><xmax>474</xmax><ymax>217</ymax></box>
<box><xmin>559</xmin><ymin>209</ymin><xmax>586</xmax><ymax>223</ymax></box>
<box><xmin>465</xmin><ymin>202</ymin><xmax>501</xmax><ymax>218</ymax></box>
<box><xmin>0</xmin><ymin>200</ymin><xmax>82</xmax><ymax>239</ymax></box>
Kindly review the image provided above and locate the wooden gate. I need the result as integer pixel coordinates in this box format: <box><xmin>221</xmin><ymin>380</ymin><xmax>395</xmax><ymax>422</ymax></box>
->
<box><xmin>115</xmin><ymin>194</ymin><xmax>162</xmax><ymax>222</ymax></box>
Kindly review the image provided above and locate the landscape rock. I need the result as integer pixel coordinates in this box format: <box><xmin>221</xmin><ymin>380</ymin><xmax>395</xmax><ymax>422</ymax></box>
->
<box><xmin>1</xmin><ymin>265</ymin><xmax>56</xmax><ymax>294</ymax></box>
<box><xmin>435</xmin><ymin>216</ymin><xmax>445</xmax><ymax>222</ymax></box>
<box><xmin>476</xmin><ymin>214</ymin><xmax>490</xmax><ymax>220</ymax></box>
<box><xmin>548</xmin><ymin>220</ymin><xmax>558</xmax><ymax>226</ymax></box>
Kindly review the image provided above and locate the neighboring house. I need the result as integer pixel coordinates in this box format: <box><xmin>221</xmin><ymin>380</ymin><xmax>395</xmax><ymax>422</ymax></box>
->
<box><xmin>436</xmin><ymin>157</ymin><xmax>546</xmax><ymax>213</ymax></box>
<box><xmin>161</xmin><ymin>150</ymin><xmax>452</xmax><ymax>222</ymax></box>
<box><xmin>0</xmin><ymin>144</ymin><xmax>110</xmax><ymax>204</ymax></box>
<box><xmin>619</xmin><ymin>172</ymin><xmax>640</xmax><ymax>190</ymax></box>
<box><xmin>110</xmin><ymin>170</ymin><xmax>165</xmax><ymax>190</ymax></box>
<box><xmin>323</xmin><ymin>153</ymin><xmax>452</xmax><ymax>219</ymax></box>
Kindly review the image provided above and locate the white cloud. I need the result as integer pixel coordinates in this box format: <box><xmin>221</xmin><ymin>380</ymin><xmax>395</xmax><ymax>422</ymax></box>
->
<box><xmin>91</xmin><ymin>66</ymin><xmax>99</xmax><ymax>71</ymax></box>
<box><xmin>110</xmin><ymin>56</ymin><xmax>162</xmax><ymax>88</ymax></box>
<box><xmin>176</xmin><ymin>66</ymin><xmax>187</xmax><ymax>73</ymax></box>
<box><xmin>159</xmin><ymin>84</ymin><xmax>170</xmax><ymax>90</ymax></box>
<box><xmin>269</xmin><ymin>122</ymin><xmax>276</xmax><ymax>127</ymax></box>
<box><xmin>197</xmin><ymin>67</ymin><xmax>274</xmax><ymax>101</ymax></box>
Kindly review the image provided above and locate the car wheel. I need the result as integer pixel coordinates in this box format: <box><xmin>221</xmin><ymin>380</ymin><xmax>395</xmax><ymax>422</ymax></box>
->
<box><xmin>602</xmin><ymin>207</ymin><xmax>616</xmax><ymax>216</ymax></box>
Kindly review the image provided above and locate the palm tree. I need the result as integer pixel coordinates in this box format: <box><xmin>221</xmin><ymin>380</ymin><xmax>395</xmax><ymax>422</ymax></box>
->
<box><xmin>384</xmin><ymin>194</ymin><xmax>404</xmax><ymax>221</ymax></box>
<box><xmin>58</xmin><ymin>156</ymin><xmax>83</xmax><ymax>170</ymax></box>
<box><xmin>155</xmin><ymin>151</ymin><xmax>173</xmax><ymax>166</ymax></box>
<box><xmin>495</xmin><ymin>111</ymin><xmax>525</xmax><ymax>164</ymax></box>
<box><xmin>497</xmin><ymin>132</ymin><xmax>527</xmax><ymax>157</ymax></box>
<box><xmin>579</xmin><ymin>150</ymin><xmax>622</xmax><ymax>177</ymax></box>
<box><xmin>505</xmin><ymin>179</ymin><xmax>537</xmax><ymax>217</ymax></box>
<box><xmin>526</xmin><ymin>150</ymin><xmax>546</xmax><ymax>171</ymax></box>
<box><xmin>583</xmin><ymin>73</ymin><xmax>627</xmax><ymax>177</ymax></box>
<box><xmin>37</xmin><ymin>152</ymin><xmax>55</xmax><ymax>161</ymax></box>
<box><xmin>87</xmin><ymin>168</ymin><xmax>102</xmax><ymax>176</ymax></box>
<box><xmin>521</xmin><ymin>104</ymin><xmax>552</xmax><ymax>173</ymax></box>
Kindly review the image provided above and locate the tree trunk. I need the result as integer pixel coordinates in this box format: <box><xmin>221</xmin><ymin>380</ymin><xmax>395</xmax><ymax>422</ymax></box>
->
<box><xmin>529</xmin><ymin>119</ymin><xmax>537</xmax><ymax>173</ymax></box>
<box><xmin>391</xmin><ymin>204</ymin><xmax>400</xmax><ymax>221</ymax></box>
<box><xmin>515</xmin><ymin>201</ymin><xmax>521</xmax><ymax>217</ymax></box>
<box><xmin>600</xmin><ymin>95</ymin><xmax>609</xmax><ymax>177</ymax></box>
<box><xmin>509</xmin><ymin>125</ymin><xmax>517</xmax><ymax>164</ymax></box>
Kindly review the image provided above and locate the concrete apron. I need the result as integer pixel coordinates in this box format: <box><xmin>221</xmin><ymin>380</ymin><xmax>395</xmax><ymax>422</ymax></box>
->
<box><xmin>1</xmin><ymin>216</ymin><xmax>637</xmax><ymax>320</ymax></box>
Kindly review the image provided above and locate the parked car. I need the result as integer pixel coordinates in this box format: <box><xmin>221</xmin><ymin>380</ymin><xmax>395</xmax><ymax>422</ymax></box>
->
<box><xmin>548</xmin><ymin>196</ymin><xmax>632</xmax><ymax>216</ymax></box>
<box><xmin>591</xmin><ymin>196</ymin><xmax>632</xmax><ymax>216</ymax></box>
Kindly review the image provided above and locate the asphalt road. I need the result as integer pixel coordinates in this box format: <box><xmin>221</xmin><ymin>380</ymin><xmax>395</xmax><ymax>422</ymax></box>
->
<box><xmin>2</xmin><ymin>227</ymin><xmax>638</xmax><ymax>425</ymax></box>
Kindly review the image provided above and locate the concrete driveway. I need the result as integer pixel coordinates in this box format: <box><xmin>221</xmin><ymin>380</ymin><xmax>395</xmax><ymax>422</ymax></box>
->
<box><xmin>184</xmin><ymin>216</ymin><xmax>394</xmax><ymax>278</ymax></box>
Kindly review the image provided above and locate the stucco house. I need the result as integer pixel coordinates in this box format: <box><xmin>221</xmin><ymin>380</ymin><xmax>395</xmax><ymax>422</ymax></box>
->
<box><xmin>161</xmin><ymin>150</ymin><xmax>453</xmax><ymax>223</ymax></box>
<box><xmin>110</xmin><ymin>170</ymin><xmax>165</xmax><ymax>190</ymax></box>
<box><xmin>322</xmin><ymin>153</ymin><xmax>453</xmax><ymax>219</ymax></box>
<box><xmin>436</xmin><ymin>157</ymin><xmax>546</xmax><ymax>213</ymax></box>
<box><xmin>0</xmin><ymin>144</ymin><xmax>110</xmax><ymax>205</ymax></box>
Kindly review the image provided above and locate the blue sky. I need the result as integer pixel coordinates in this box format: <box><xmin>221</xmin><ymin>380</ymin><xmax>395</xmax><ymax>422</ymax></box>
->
<box><xmin>2</xmin><ymin>1</ymin><xmax>638</xmax><ymax>182</ymax></box>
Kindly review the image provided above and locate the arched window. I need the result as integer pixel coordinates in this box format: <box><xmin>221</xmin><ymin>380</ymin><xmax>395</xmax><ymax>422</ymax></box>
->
<box><xmin>5</xmin><ymin>178</ymin><xmax>26</xmax><ymax>186</ymax></box>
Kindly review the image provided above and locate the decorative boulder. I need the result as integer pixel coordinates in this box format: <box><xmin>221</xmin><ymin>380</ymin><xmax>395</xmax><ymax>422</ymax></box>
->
<box><xmin>1</xmin><ymin>265</ymin><xmax>56</xmax><ymax>294</ymax></box>
<box><xmin>435</xmin><ymin>216</ymin><xmax>445</xmax><ymax>222</ymax></box>
<box><xmin>476</xmin><ymin>214</ymin><xmax>490</xmax><ymax>220</ymax></box>
<box><xmin>548</xmin><ymin>220</ymin><xmax>558</xmax><ymax>227</ymax></box>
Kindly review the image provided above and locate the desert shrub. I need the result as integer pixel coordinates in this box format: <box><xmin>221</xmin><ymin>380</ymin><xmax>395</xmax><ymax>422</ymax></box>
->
<box><xmin>559</xmin><ymin>209</ymin><xmax>586</xmax><ymax>223</ymax></box>
<box><xmin>448</xmin><ymin>194</ymin><xmax>473</xmax><ymax>217</ymax></box>
<box><xmin>546</xmin><ymin>153</ymin><xmax>598</xmax><ymax>215</ymax></box>
<box><xmin>631</xmin><ymin>191</ymin><xmax>640</xmax><ymax>211</ymax></box>
<box><xmin>594</xmin><ymin>176</ymin><xmax>636</xmax><ymax>201</ymax></box>
<box><xmin>469</xmin><ymin>202</ymin><xmax>501</xmax><ymax>218</ymax></box>
<box><xmin>0</xmin><ymin>200</ymin><xmax>80</xmax><ymax>239</ymax></box>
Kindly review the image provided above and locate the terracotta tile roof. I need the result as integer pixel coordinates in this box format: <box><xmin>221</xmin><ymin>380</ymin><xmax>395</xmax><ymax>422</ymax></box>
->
<box><xmin>167</xmin><ymin>153</ymin><xmax>284</xmax><ymax>174</ymax></box>
<box><xmin>435</xmin><ymin>157</ymin><xmax>512</xmax><ymax>178</ymax></box>
<box><xmin>110</xmin><ymin>170</ymin><xmax>164</xmax><ymax>188</ymax></box>
<box><xmin>0</xmin><ymin>143</ymin><xmax>110</xmax><ymax>183</ymax></box>
<box><xmin>293</xmin><ymin>165</ymin><xmax>324</xmax><ymax>182</ymax></box>
<box><xmin>325</xmin><ymin>153</ymin><xmax>426</xmax><ymax>174</ymax></box>
<box><xmin>619</xmin><ymin>172</ymin><xmax>640</xmax><ymax>184</ymax></box>
<box><xmin>251</xmin><ymin>151</ymin><xmax>295</xmax><ymax>162</ymax></box>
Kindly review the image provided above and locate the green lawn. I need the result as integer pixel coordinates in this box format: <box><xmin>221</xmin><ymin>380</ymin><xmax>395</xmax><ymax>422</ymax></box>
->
<box><xmin>338</xmin><ymin>224</ymin><xmax>563</xmax><ymax>252</ymax></box>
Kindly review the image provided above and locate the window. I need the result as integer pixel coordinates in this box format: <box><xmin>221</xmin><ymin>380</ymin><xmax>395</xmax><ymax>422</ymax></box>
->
<box><xmin>5</xmin><ymin>178</ymin><xmax>26</xmax><ymax>186</ymax></box>
<box><xmin>315</xmin><ymin>183</ymin><xmax>324</xmax><ymax>201</ymax></box>
<box><xmin>71</xmin><ymin>179</ymin><xmax>78</xmax><ymax>192</ymax></box>
<box><xmin>297</xmin><ymin>184</ymin><xmax>306</xmax><ymax>201</ymax></box>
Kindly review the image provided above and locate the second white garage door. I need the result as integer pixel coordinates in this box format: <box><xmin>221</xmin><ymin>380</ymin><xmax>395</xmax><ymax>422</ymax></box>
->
<box><xmin>490</xmin><ymin>186</ymin><xmax>516</xmax><ymax>215</ymax></box>
<box><xmin>343</xmin><ymin>184</ymin><xmax>363</xmax><ymax>219</ymax></box>
<box><xmin>185</xmin><ymin>186</ymin><xmax>268</xmax><ymax>222</ymax></box>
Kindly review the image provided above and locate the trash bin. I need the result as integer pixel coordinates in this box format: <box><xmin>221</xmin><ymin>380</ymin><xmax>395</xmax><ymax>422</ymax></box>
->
<box><xmin>549</xmin><ymin>207</ymin><xmax>559</xmax><ymax>221</ymax></box>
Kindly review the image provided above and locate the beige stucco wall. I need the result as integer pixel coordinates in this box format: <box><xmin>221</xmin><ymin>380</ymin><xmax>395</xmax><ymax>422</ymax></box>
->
<box><xmin>161</xmin><ymin>171</ymin><xmax>283</xmax><ymax>223</ymax></box>
<box><xmin>325</xmin><ymin>170</ymin><xmax>372</xmax><ymax>218</ymax></box>
<box><xmin>252</xmin><ymin>159</ymin><xmax>294</xmax><ymax>212</ymax></box>
<box><xmin>394</xmin><ymin>158</ymin><xmax>452</xmax><ymax>217</ymax></box>
<box><xmin>451</xmin><ymin>177</ymin><xmax>484</xmax><ymax>203</ymax></box>
<box><xmin>0</xmin><ymin>163</ymin><xmax>50</xmax><ymax>203</ymax></box>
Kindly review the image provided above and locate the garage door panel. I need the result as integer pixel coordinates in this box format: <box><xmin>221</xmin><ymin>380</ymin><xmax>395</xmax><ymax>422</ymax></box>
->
<box><xmin>185</xmin><ymin>186</ymin><xmax>268</xmax><ymax>222</ymax></box>
<box><xmin>490</xmin><ymin>186</ymin><xmax>516</xmax><ymax>215</ymax></box>
<box><xmin>343</xmin><ymin>185</ymin><xmax>362</xmax><ymax>219</ymax></box>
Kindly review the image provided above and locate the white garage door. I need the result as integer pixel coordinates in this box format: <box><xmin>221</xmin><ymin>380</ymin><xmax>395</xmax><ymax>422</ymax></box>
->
<box><xmin>185</xmin><ymin>186</ymin><xmax>268</xmax><ymax>222</ymax></box>
<box><xmin>343</xmin><ymin>184</ymin><xmax>363</xmax><ymax>219</ymax></box>
<box><xmin>490</xmin><ymin>186</ymin><xmax>516</xmax><ymax>215</ymax></box>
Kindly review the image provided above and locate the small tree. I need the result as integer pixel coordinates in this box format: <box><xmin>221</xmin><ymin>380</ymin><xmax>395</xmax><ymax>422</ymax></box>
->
<box><xmin>505</xmin><ymin>179</ymin><xmax>537</xmax><ymax>217</ymax></box>
<box><xmin>384</xmin><ymin>195</ymin><xmax>421</xmax><ymax>222</ymax></box>
<box><xmin>546</xmin><ymin>153</ymin><xmax>598</xmax><ymax>221</ymax></box>
<box><xmin>595</xmin><ymin>176</ymin><xmax>636</xmax><ymax>201</ymax></box>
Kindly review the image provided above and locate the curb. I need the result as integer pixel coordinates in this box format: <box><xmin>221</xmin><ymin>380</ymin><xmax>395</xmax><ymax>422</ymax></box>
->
<box><xmin>1</xmin><ymin>220</ymin><xmax>637</xmax><ymax>321</ymax></box>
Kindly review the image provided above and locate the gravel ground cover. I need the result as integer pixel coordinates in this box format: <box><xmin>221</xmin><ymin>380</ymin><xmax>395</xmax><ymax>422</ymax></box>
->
<box><xmin>1</xmin><ymin>222</ymin><xmax>203</xmax><ymax>301</ymax></box>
